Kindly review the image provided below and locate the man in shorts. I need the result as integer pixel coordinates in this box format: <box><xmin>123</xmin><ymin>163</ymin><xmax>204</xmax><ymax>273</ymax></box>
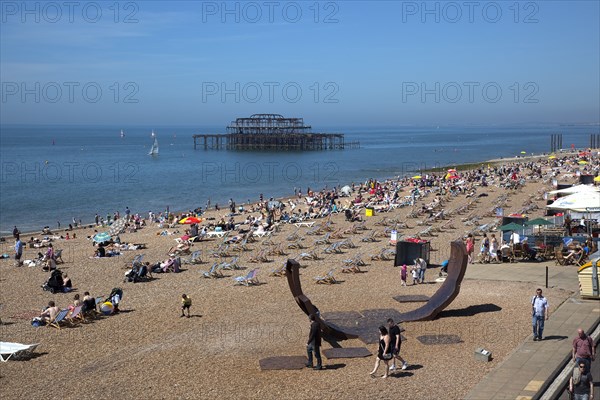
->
<box><xmin>387</xmin><ymin>318</ymin><xmax>408</xmax><ymax>371</ymax></box>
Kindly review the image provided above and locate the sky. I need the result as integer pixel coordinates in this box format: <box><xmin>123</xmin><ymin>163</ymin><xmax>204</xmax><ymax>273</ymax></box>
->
<box><xmin>0</xmin><ymin>0</ymin><xmax>599</xmax><ymax>126</ymax></box>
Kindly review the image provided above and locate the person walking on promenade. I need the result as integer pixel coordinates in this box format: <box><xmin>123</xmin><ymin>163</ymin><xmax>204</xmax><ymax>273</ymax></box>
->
<box><xmin>387</xmin><ymin>318</ymin><xmax>408</xmax><ymax>372</ymax></box>
<box><xmin>306</xmin><ymin>314</ymin><xmax>322</xmax><ymax>370</ymax></box>
<box><xmin>466</xmin><ymin>234</ymin><xmax>475</xmax><ymax>264</ymax></box>
<box><xmin>569</xmin><ymin>361</ymin><xmax>594</xmax><ymax>400</ymax></box>
<box><xmin>573</xmin><ymin>328</ymin><xmax>596</xmax><ymax>373</ymax></box>
<box><xmin>531</xmin><ymin>288</ymin><xmax>549</xmax><ymax>341</ymax></box>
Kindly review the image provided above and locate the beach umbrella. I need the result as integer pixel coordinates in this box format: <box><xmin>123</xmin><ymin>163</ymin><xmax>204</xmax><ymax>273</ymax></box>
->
<box><xmin>179</xmin><ymin>216</ymin><xmax>202</xmax><ymax>224</ymax></box>
<box><xmin>340</xmin><ymin>185</ymin><xmax>351</xmax><ymax>196</ymax></box>
<box><xmin>93</xmin><ymin>232</ymin><xmax>112</xmax><ymax>243</ymax></box>
<box><xmin>547</xmin><ymin>191</ymin><xmax>600</xmax><ymax>212</ymax></box>
<box><xmin>412</xmin><ymin>175</ymin><xmax>422</xmax><ymax>179</ymax></box>
<box><xmin>499</xmin><ymin>222</ymin><xmax>524</xmax><ymax>231</ymax></box>
<box><xmin>108</xmin><ymin>218</ymin><xmax>127</xmax><ymax>236</ymax></box>
<box><xmin>520</xmin><ymin>151</ymin><xmax>527</xmax><ymax>154</ymax></box>
<box><xmin>549</xmin><ymin>184</ymin><xmax>599</xmax><ymax>195</ymax></box>
<box><xmin>578</xmin><ymin>160</ymin><xmax>588</xmax><ymax>165</ymax></box>
<box><xmin>548</xmin><ymin>155</ymin><xmax>556</xmax><ymax>159</ymax></box>
<box><xmin>525</xmin><ymin>218</ymin><xmax>553</xmax><ymax>227</ymax></box>
<box><xmin>525</xmin><ymin>218</ymin><xmax>553</xmax><ymax>235</ymax></box>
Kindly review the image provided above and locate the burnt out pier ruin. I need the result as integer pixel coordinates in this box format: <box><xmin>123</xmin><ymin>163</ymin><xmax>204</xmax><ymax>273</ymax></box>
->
<box><xmin>193</xmin><ymin>114</ymin><xmax>359</xmax><ymax>151</ymax></box>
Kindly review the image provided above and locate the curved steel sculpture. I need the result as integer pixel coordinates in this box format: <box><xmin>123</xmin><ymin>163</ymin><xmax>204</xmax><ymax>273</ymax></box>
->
<box><xmin>285</xmin><ymin>240</ymin><xmax>469</xmax><ymax>339</ymax></box>
<box><xmin>396</xmin><ymin>240</ymin><xmax>469</xmax><ymax>322</ymax></box>
<box><xmin>285</xmin><ymin>259</ymin><xmax>357</xmax><ymax>341</ymax></box>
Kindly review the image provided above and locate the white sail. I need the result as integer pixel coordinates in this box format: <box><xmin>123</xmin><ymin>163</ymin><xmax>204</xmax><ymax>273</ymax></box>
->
<box><xmin>120</xmin><ymin>129</ymin><xmax>125</xmax><ymax>138</ymax></box>
<box><xmin>149</xmin><ymin>136</ymin><xmax>159</xmax><ymax>156</ymax></box>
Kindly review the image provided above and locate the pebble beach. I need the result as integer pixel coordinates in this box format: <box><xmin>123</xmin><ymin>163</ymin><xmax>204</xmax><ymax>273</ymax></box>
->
<box><xmin>0</xmin><ymin>154</ymin><xmax>592</xmax><ymax>400</ymax></box>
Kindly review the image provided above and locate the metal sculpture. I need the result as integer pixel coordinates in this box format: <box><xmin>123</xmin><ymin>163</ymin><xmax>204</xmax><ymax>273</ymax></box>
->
<box><xmin>396</xmin><ymin>240</ymin><xmax>469</xmax><ymax>321</ymax></box>
<box><xmin>285</xmin><ymin>259</ymin><xmax>357</xmax><ymax>341</ymax></box>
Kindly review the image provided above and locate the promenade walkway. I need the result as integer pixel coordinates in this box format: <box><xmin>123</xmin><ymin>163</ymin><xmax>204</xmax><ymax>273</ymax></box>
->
<box><xmin>463</xmin><ymin>263</ymin><xmax>599</xmax><ymax>400</ymax></box>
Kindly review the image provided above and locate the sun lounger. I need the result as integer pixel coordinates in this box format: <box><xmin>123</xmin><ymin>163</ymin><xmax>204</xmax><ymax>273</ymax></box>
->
<box><xmin>0</xmin><ymin>342</ymin><xmax>40</xmax><ymax>362</ymax></box>
<box><xmin>234</xmin><ymin>269</ymin><xmax>259</xmax><ymax>286</ymax></box>
<box><xmin>294</xmin><ymin>221</ymin><xmax>315</xmax><ymax>227</ymax></box>
<box><xmin>206</xmin><ymin>231</ymin><xmax>226</xmax><ymax>238</ymax></box>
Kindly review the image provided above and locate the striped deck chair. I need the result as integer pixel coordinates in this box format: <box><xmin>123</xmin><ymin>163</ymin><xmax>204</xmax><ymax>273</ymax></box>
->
<box><xmin>47</xmin><ymin>309</ymin><xmax>69</xmax><ymax>330</ymax></box>
<box><xmin>201</xmin><ymin>263</ymin><xmax>224</xmax><ymax>278</ymax></box>
<box><xmin>234</xmin><ymin>269</ymin><xmax>259</xmax><ymax>286</ymax></box>
<box><xmin>314</xmin><ymin>269</ymin><xmax>337</xmax><ymax>284</ymax></box>
<box><xmin>66</xmin><ymin>305</ymin><xmax>83</xmax><ymax>325</ymax></box>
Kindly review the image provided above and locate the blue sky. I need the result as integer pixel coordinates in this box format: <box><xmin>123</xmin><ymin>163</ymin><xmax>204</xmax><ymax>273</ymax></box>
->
<box><xmin>1</xmin><ymin>1</ymin><xmax>599</xmax><ymax>126</ymax></box>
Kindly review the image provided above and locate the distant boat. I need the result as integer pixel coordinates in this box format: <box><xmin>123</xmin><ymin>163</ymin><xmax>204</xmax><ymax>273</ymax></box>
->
<box><xmin>173</xmin><ymin>132</ymin><xmax>176</xmax><ymax>139</ymax></box>
<box><xmin>149</xmin><ymin>132</ymin><xmax>159</xmax><ymax>156</ymax></box>
<box><xmin>120</xmin><ymin>129</ymin><xmax>125</xmax><ymax>138</ymax></box>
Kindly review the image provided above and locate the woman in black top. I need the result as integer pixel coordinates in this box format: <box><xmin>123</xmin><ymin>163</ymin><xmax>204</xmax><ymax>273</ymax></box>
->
<box><xmin>370</xmin><ymin>326</ymin><xmax>392</xmax><ymax>379</ymax></box>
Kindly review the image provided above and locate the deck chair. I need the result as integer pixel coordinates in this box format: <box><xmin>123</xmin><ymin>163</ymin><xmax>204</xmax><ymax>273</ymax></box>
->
<box><xmin>361</xmin><ymin>231</ymin><xmax>378</xmax><ymax>242</ymax></box>
<box><xmin>574</xmin><ymin>252</ymin><xmax>587</xmax><ymax>267</ymax></box>
<box><xmin>339</xmin><ymin>238</ymin><xmax>356</xmax><ymax>249</ymax></box>
<box><xmin>183</xmin><ymin>250</ymin><xmax>203</xmax><ymax>264</ymax></box>
<box><xmin>270</xmin><ymin>263</ymin><xmax>287</xmax><ymax>277</ymax></box>
<box><xmin>287</xmin><ymin>240</ymin><xmax>305</xmax><ymax>249</ymax></box>
<box><xmin>314</xmin><ymin>233</ymin><xmax>331</xmax><ymax>246</ymax></box>
<box><xmin>298</xmin><ymin>249</ymin><xmax>319</xmax><ymax>261</ymax></box>
<box><xmin>0</xmin><ymin>342</ymin><xmax>40</xmax><ymax>362</ymax></box>
<box><xmin>341</xmin><ymin>263</ymin><xmax>361</xmax><ymax>273</ymax></box>
<box><xmin>314</xmin><ymin>269</ymin><xmax>337</xmax><ymax>284</ymax></box>
<box><xmin>66</xmin><ymin>305</ymin><xmax>83</xmax><ymax>325</ymax></box>
<box><xmin>323</xmin><ymin>242</ymin><xmax>342</xmax><ymax>254</ymax></box>
<box><xmin>54</xmin><ymin>249</ymin><xmax>64</xmax><ymax>264</ymax></box>
<box><xmin>47</xmin><ymin>309</ymin><xmax>69</xmax><ymax>329</ymax></box>
<box><xmin>220</xmin><ymin>256</ymin><xmax>241</xmax><ymax>270</ymax></box>
<box><xmin>343</xmin><ymin>253</ymin><xmax>366</xmax><ymax>267</ymax></box>
<box><xmin>234</xmin><ymin>269</ymin><xmax>259</xmax><ymax>286</ymax></box>
<box><xmin>201</xmin><ymin>263</ymin><xmax>224</xmax><ymax>278</ymax></box>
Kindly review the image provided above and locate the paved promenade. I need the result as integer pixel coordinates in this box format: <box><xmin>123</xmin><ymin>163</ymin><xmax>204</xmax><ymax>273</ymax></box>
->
<box><xmin>463</xmin><ymin>263</ymin><xmax>599</xmax><ymax>400</ymax></box>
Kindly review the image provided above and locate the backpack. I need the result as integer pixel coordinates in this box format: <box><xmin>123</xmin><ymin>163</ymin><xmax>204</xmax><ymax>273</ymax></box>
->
<box><xmin>572</xmin><ymin>364</ymin><xmax>581</xmax><ymax>385</ymax></box>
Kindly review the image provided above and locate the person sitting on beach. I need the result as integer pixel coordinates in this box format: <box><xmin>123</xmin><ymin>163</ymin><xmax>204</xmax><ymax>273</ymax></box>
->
<box><xmin>95</xmin><ymin>244</ymin><xmax>106</xmax><ymax>258</ymax></box>
<box><xmin>564</xmin><ymin>245</ymin><xmax>584</xmax><ymax>264</ymax></box>
<box><xmin>68</xmin><ymin>294</ymin><xmax>81</xmax><ymax>312</ymax></box>
<box><xmin>40</xmin><ymin>301</ymin><xmax>60</xmax><ymax>323</ymax></box>
<box><xmin>82</xmin><ymin>292</ymin><xmax>97</xmax><ymax>316</ymax></box>
<box><xmin>63</xmin><ymin>274</ymin><xmax>73</xmax><ymax>292</ymax></box>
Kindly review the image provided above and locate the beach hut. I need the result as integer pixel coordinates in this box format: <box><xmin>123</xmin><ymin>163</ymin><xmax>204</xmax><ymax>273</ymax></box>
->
<box><xmin>578</xmin><ymin>259</ymin><xmax>600</xmax><ymax>299</ymax></box>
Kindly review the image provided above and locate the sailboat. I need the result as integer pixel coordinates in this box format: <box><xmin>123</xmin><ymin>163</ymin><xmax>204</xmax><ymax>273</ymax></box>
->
<box><xmin>120</xmin><ymin>129</ymin><xmax>125</xmax><ymax>138</ymax></box>
<box><xmin>149</xmin><ymin>130</ymin><xmax>159</xmax><ymax>156</ymax></box>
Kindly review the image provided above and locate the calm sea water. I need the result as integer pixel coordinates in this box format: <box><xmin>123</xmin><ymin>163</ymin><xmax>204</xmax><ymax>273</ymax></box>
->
<box><xmin>1</xmin><ymin>124</ymin><xmax>597</xmax><ymax>234</ymax></box>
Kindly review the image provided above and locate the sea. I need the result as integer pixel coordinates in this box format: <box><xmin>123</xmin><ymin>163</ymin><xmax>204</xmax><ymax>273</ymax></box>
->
<box><xmin>1</xmin><ymin>124</ymin><xmax>598</xmax><ymax>235</ymax></box>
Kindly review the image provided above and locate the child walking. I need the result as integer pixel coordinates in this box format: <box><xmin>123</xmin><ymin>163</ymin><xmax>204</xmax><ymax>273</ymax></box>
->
<box><xmin>400</xmin><ymin>264</ymin><xmax>407</xmax><ymax>286</ymax></box>
<box><xmin>411</xmin><ymin>266</ymin><xmax>419</xmax><ymax>285</ymax></box>
<box><xmin>181</xmin><ymin>294</ymin><xmax>192</xmax><ymax>318</ymax></box>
